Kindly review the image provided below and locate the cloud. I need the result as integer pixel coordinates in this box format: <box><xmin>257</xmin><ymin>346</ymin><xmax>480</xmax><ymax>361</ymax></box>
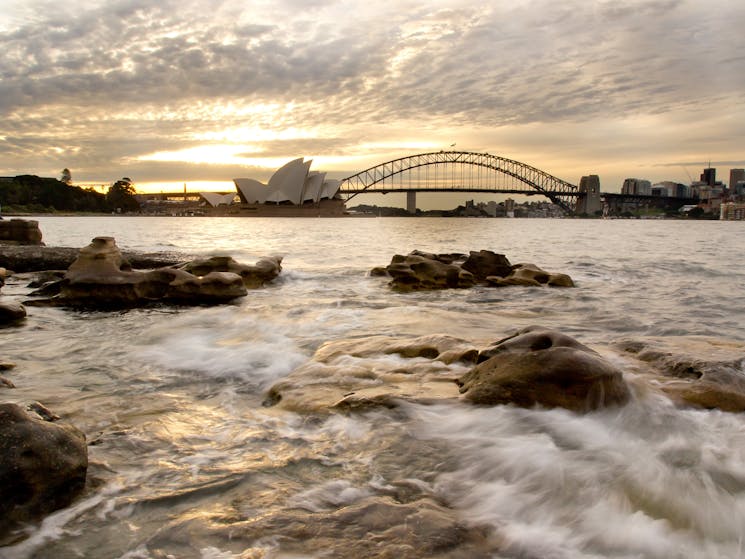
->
<box><xmin>0</xmin><ymin>0</ymin><xmax>743</xmax><ymax>188</ymax></box>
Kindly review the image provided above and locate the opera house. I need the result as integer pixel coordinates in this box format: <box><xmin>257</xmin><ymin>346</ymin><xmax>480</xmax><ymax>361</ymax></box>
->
<box><xmin>199</xmin><ymin>158</ymin><xmax>345</xmax><ymax>216</ymax></box>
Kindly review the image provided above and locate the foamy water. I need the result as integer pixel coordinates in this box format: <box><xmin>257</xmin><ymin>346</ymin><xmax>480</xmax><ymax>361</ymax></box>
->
<box><xmin>1</xmin><ymin>216</ymin><xmax>744</xmax><ymax>558</ymax></box>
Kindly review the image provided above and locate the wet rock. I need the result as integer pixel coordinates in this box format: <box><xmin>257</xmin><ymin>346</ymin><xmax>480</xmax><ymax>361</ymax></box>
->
<box><xmin>616</xmin><ymin>337</ymin><xmax>745</xmax><ymax>413</ymax></box>
<box><xmin>373</xmin><ymin>250</ymin><xmax>574</xmax><ymax>290</ymax></box>
<box><xmin>25</xmin><ymin>237</ymin><xmax>249</xmax><ymax>307</ymax></box>
<box><xmin>0</xmin><ymin>301</ymin><xmax>26</xmax><ymax>324</ymax></box>
<box><xmin>0</xmin><ymin>403</ymin><xmax>88</xmax><ymax>534</ymax></box>
<box><xmin>265</xmin><ymin>334</ymin><xmax>477</xmax><ymax>414</ymax></box>
<box><xmin>485</xmin><ymin>263</ymin><xmax>575</xmax><ymax>288</ymax></box>
<box><xmin>0</xmin><ymin>377</ymin><xmax>14</xmax><ymax>388</ymax></box>
<box><xmin>369</xmin><ymin>266</ymin><xmax>389</xmax><ymax>277</ymax></box>
<box><xmin>0</xmin><ymin>219</ymin><xmax>43</xmax><ymax>245</ymax></box>
<box><xmin>0</xmin><ymin>267</ymin><xmax>7</xmax><ymax>289</ymax></box>
<box><xmin>26</xmin><ymin>270</ymin><xmax>66</xmax><ymax>289</ymax></box>
<box><xmin>458</xmin><ymin>326</ymin><xmax>631</xmax><ymax>412</ymax></box>
<box><xmin>143</xmin><ymin>497</ymin><xmax>494</xmax><ymax>558</ymax></box>
<box><xmin>461</xmin><ymin>250</ymin><xmax>512</xmax><ymax>279</ymax></box>
<box><xmin>0</xmin><ymin>244</ymin><xmax>185</xmax><ymax>273</ymax></box>
<box><xmin>177</xmin><ymin>255</ymin><xmax>282</xmax><ymax>288</ymax></box>
<box><xmin>385</xmin><ymin>253</ymin><xmax>475</xmax><ymax>291</ymax></box>
<box><xmin>0</xmin><ymin>362</ymin><xmax>15</xmax><ymax>371</ymax></box>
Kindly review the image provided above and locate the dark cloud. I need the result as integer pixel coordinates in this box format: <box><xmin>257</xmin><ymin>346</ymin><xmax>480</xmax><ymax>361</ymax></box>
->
<box><xmin>0</xmin><ymin>0</ymin><xmax>743</xmax><ymax>183</ymax></box>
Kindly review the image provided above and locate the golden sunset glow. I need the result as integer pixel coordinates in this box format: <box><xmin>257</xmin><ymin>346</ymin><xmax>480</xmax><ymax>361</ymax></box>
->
<box><xmin>0</xmin><ymin>1</ymin><xmax>743</xmax><ymax>207</ymax></box>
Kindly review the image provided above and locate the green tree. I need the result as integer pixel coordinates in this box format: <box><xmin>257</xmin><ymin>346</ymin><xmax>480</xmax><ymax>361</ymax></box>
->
<box><xmin>106</xmin><ymin>178</ymin><xmax>140</xmax><ymax>212</ymax></box>
<box><xmin>60</xmin><ymin>168</ymin><xmax>72</xmax><ymax>185</ymax></box>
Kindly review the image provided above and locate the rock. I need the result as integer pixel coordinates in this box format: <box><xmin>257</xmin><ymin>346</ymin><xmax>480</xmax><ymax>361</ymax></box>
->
<box><xmin>26</xmin><ymin>401</ymin><xmax>60</xmax><ymax>422</ymax></box>
<box><xmin>157</xmin><ymin>269</ymin><xmax>249</xmax><ymax>302</ymax></box>
<box><xmin>373</xmin><ymin>250</ymin><xmax>573</xmax><ymax>290</ymax></box>
<box><xmin>0</xmin><ymin>219</ymin><xmax>43</xmax><ymax>245</ymax></box>
<box><xmin>146</xmin><ymin>495</ymin><xmax>492</xmax><ymax>559</ymax></box>
<box><xmin>457</xmin><ymin>326</ymin><xmax>631</xmax><ymax>412</ymax></box>
<box><xmin>616</xmin><ymin>337</ymin><xmax>745</xmax><ymax>413</ymax></box>
<box><xmin>0</xmin><ymin>403</ymin><xmax>88</xmax><ymax>533</ymax></box>
<box><xmin>0</xmin><ymin>377</ymin><xmax>14</xmax><ymax>388</ymax></box>
<box><xmin>26</xmin><ymin>270</ymin><xmax>66</xmax><ymax>288</ymax></box>
<box><xmin>177</xmin><ymin>255</ymin><xmax>282</xmax><ymax>288</ymax></box>
<box><xmin>385</xmin><ymin>253</ymin><xmax>475</xmax><ymax>291</ymax></box>
<box><xmin>0</xmin><ymin>244</ymin><xmax>185</xmax><ymax>273</ymax></box>
<box><xmin>461</xmin><ymin>250</ymin><xmax>512</xmax><ymax>279</ymax></box>
<box><xmin>369</xmin><ymin>266</ymin><xmax>389</xmax><ymax>277</ymax></box>
<box><xmin>264</xmin><ymin>334</ymin><xmax>477</xmax><ymax>414</ymax></box>
<box><xmin>0</xmin><ymin>301</ymin><xmax>26</xmax><ymax>324</ymax></box>
<box><xmin>25</xmin><ymin>237</ymin><xmax>249</xmax><ymax>307</ymax></box>
<box><xmin>0</xmin><ymin>267</ymin><xmax>7</xmax><ymax>289</ymax></box>
<box><xmin>485</xmin><ymin>263</ymin><xmax>575</xmax><ymax>288</ymax></box>
<box><xmin>0</xmin><ymin>362</ymin><xmax>16</xmax><ymax>371</ymax></box>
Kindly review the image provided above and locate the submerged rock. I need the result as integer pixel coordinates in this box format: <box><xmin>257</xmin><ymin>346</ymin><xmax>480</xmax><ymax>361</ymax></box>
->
<box><xmin>616</xmin><ymin>337</ymin><xmax>745</xmax><ymax>413</ymax></box>
<box><xmin>0</xmin><ymin>403</ymin><xmax>88</xmax><ymax>535</ymax></box>
<box><xmin>457</xmin><ymin>326</ymin><xmax>631</xmax><ymax>412</ymax></box>
<box><xmin>264</xmin><ymin>334</ymin><xmax>478</xmax><ymax>414</ymax></box>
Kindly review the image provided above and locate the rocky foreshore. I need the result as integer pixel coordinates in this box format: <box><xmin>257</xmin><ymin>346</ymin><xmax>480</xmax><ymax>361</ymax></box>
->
<box><xmin>263</xmin><ymin>326</ymin><xmax>745</xmax><ymax>416</ymax></box>
<box><xmin>16</xmin><ymin>236</ymin><xmax>283</xmax><ymax>308</ymax></box>
<box><xmin>0</xmin><ymin>243</ymin><xmax>187</xmax><ymax>273</ymax></box>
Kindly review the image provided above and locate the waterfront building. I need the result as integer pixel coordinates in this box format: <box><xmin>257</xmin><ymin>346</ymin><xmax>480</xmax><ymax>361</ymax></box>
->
<box><xmin>200</xmin><ymin>193</ymin><xmax>237</xmax><ymax>207</ymax></box>
<box><xmin>720</xmin><ymin>202</ymin><xmax>745</xmax><ymax>220</ymax></box>
<box><xmin>234</xmin><ymin>158</ymin><xmax>341</xmax><ymax>206</ymax></box>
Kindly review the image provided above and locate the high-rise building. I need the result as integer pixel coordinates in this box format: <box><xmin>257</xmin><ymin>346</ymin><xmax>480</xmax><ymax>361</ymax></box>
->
<box><xmin>730</xmin><ymin>169</ymin><xmax>745</xmax><ymax>192</ymax></box>
<box><xmin>701</xmin><ymin>167</ymin><xmax>716</xmax><ymax>186</ymax></box>
<box><xmin>621</xmin><ymin>178</ymin><xmax>652</xmax><ymax>195</ymax></box>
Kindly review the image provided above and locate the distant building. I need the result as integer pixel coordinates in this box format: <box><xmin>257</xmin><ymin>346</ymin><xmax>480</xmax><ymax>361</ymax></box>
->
<box><xmin>649</xmin><ymin>181</ymin><xmax>690</xmax><ymax>198</ymax></box>
<box><xmin>621</xmin><ymin>178</ymin><xmax>651</xmax><ymax>195</ymax></box>
<box><xmin>720</xmin><ymin>202</ymin><xmax>745</xmax><ymax>220</ymax></box>
<box><xmin>729</xmin><ymin>169</ymin><xmax>744</xmax><ymax>194</ymax></box>
<box><xmin>701</xmin><ymin>167</ymin><xmax>717</xmax><ymax>186</ymax></box>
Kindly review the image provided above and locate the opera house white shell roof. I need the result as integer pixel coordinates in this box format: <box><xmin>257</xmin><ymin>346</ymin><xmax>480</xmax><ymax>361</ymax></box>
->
<box><xmin>200</xmin><ymin>192</ymin><xmax>237</xmax><ymax>207</ymax></box>
<box><xmin>234</xmin><ymin>158</ymin><xmax>342</xmax><ymax>205</ymax></box>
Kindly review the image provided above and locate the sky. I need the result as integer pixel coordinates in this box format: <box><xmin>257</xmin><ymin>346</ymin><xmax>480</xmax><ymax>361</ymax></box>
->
<box><xmin>1</xmin><ymin>0</ymin><xmax>744</xmax><ymax>208</ymax></box>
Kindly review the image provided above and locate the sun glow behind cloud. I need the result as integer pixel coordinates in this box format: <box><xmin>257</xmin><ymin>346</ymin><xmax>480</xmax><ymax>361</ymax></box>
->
<box><xmin>0</xmin><ymin>0</ymin><xmax>743</xmax><ymax>204</ymax></box>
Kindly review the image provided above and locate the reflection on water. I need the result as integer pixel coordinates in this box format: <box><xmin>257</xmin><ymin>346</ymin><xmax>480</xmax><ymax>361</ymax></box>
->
<box><xmin>1</xmin><ymin>217</ymin><xmax>744</xmax><ymax>558</ymax></box>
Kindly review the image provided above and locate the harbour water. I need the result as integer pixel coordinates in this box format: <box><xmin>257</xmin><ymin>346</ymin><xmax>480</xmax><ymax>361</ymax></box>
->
<box><xmin>1</xmin><ymin>216</ymin><xmax>745</xmax><ymax>558</ymax></box>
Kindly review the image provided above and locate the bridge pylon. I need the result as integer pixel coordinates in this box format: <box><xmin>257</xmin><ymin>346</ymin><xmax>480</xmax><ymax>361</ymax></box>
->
<box><xmin>406</xmin><ymin>192</ymin><xmax>416</xmax><ymax>214</ymax></box>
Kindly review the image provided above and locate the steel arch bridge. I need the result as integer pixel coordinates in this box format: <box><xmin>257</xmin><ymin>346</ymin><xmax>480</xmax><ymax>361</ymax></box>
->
<box><xmin>338</xmin><ymin>151</ymin><xmax>580</xmax><ymax>214</ymax></box>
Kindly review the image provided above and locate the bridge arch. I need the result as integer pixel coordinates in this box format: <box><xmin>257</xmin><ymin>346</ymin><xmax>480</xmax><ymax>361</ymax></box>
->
<box><xmin>338</xmin><ymin>151</ymin><xmax>580</xmax><ymax>214</ymax></box>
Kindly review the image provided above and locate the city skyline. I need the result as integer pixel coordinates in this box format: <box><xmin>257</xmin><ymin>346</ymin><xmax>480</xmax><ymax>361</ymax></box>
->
<box><xmin>1</xmin><ymin>0</ymin><xmax>744</xmax><ymax>209</ymax></box>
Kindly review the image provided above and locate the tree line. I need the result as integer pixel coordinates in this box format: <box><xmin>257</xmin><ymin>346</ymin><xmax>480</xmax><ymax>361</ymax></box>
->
<box><xmin>0</xmin><ymin>174</ymin><xmax>140</xmax><ymax>213</ymax></box>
